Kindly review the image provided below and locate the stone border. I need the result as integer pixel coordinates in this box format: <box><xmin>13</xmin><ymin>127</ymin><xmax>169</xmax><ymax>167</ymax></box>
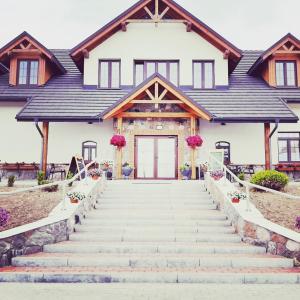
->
<box><xmin>0</xmin><ymin>178</ymin><xmax>105</xmax><ymax>267</ymax></box>
<box><xmin>205</xmin><ymin>175</ymin><xmax>300</xmax><ymax>265</ymax></box>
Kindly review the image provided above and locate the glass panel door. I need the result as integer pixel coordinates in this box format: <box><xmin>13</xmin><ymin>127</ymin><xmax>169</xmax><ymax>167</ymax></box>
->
<box><xmin>157</xmin><ymin>137</ymin><xmax>176</xmax><ymax>179</ymax></box>
<box><xmin>136</xmin><ymin>137</ymin><xmax>155</xmax><ymax>178</ymax></box>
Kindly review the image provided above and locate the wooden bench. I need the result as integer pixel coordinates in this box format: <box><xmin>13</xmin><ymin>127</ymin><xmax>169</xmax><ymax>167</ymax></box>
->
<box><xmin>48</xmin><ymin>163</ymin><xmax>66</xmax><ymax>180</ymax></box>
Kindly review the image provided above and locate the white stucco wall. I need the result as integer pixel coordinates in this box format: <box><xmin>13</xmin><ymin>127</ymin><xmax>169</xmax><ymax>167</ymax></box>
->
<box><xmin>198</xmin><ymin>120</ymin><xmax>265</xmax><ymax>165</ymax></box>
<box><xmin>47</xmin><ymin>120</ymin><xmax>114</xmax><ymax>163</ymax></box>
<box><xmin>0</xmin><ymin>102</ymin><xmax>40</xmax><ymax>163</ymax></box>
<box><xmin>84</xmin><ymin>23</ymin><xmax>229</xmax><ymax>87</ymax></box>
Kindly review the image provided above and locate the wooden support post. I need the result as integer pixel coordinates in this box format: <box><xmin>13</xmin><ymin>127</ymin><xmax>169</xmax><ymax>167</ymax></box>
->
<box><xmin>190</xmin><ymin>116</ymin><xmax>196</xmax><ymax>180</ymax></box>
<box><xmin>42</xmin><ymin>122</ymin><xmax>49</xmax><ymax>176</ymax></box>
<box><xmin>264</xmin><ymin>123</ymin><xmax>271</xmax><ymax>170</ymax></box>
<box><xmin>116</xmin><ymin>117</ymin><xmax>123</xmax><ymax>179</ymax></box>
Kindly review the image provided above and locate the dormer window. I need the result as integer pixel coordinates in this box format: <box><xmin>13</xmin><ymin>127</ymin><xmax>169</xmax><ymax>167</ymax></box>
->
<box><xmin>275</xmin><ymin>61</ymin><xmax>297</xmax><ymax>87</ymax></box>
<box><xmin>18</xmin><ymin>60</ymin><xmax>39</xmax><ymax>86</ymax></box>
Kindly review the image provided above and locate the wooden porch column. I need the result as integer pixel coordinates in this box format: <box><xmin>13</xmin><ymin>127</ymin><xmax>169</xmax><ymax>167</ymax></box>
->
<box><xmin>116</xmin><ymin>117</ymin><xmax>123</xmax><ymax>179</ymax></box>
<box><xmin>42</xmin><ymin>122</ymin><xmax>49</xmax><ymax>175</ymax></box>
<box><xmin>264</xmin><ymin>123</ymin><xmax>271</xmax><ymax>170</ymax></box>
<box><xmin>190</xmin><ymin>116</ymin><xmax>196</xmax><ymax>180</ymax></box>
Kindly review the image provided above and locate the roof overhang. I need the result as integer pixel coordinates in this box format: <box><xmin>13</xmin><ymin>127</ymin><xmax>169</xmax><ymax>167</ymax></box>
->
<box><xmin>70</xmin><ymin>0</ymin><xmax>242</xmax><ymax>72</ymax></box>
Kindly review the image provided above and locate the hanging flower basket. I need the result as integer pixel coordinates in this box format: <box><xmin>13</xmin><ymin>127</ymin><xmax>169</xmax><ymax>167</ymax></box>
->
<box><xmin>186</xmin><ymin>135</ymin><xmax>203</xmax><ymax>149</ymax></box>
<box><xmin>110</xmin><ymin>135</ymin><xmax>126</xmax><ymax>149</ymax></box>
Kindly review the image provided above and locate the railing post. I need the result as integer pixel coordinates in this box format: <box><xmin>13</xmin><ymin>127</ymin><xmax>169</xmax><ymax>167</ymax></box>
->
<box><xmin>61</xmin><ymin>182</ymin><xmax>67</xmax><ymax>211</ymax></box>
<box><xmin>245</xmin><ymin>184</ymin><xmax>251</xmax><ymax>212</ymax></box>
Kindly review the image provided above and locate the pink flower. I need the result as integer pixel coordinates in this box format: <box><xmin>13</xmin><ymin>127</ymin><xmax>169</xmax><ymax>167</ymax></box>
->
<box><xmin>186</xmin><ymin>135</ymin><xmax>203</xmax><ymax>149</ymax></box>
<box><xmin>110</xmin><ymin>135</ymin><xmax>126</xmax><ymax>148</ymax></box>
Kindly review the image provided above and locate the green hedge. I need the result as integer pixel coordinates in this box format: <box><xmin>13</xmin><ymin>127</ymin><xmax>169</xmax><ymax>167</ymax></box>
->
<box><xmin>250</xmin><ymin>170</ymin><xmax>288</xmax><ymax>191</ymax></box>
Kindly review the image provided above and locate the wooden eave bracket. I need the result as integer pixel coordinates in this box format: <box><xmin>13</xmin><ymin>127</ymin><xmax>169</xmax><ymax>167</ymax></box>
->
<box><xmin>223</xmin><ymin>49</ymin><xmax>230</xmax><ymax>59</ymax></box>
<box><xmin>82</xmin><ymin>49</ymin><xmax>89</xmax><ymax>59</ymax></box>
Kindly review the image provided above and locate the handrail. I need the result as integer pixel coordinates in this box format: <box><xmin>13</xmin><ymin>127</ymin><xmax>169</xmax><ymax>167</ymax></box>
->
<box><xmin>0</xmin><ymin>158</ymin><xmax>99</xmax><ymax>197</ymax></box>
<box><xmin>207</xmin><ymin>152</ymin><xmax>300</xmax><ymax>212</ymax></box>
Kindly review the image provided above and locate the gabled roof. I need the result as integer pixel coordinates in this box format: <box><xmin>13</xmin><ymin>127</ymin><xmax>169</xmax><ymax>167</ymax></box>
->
<box><xmin>248</xmin><ymin>33</ymin><xmax>300</xmax><ymax>75</ymax></box>
<box><xmin>100</xmin><ymin>73</ymin><xmax>212</xmax><ymax>120</ymax></box>
<box><xmin>0</xmin><ymin>31</ymin><xmax>66</xmax><ymax>74</ymax></box>
<box><xmin>70</xmin><ymin>0</ymin><xmax>242</xmax><ymax>72</ymax></box>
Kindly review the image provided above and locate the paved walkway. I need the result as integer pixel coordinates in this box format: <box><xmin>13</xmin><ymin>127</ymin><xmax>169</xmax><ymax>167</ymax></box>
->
<box><xmin>0</xmin><ymin>283</ymin><xmax>300</xmax><ymax>300</ymax></box>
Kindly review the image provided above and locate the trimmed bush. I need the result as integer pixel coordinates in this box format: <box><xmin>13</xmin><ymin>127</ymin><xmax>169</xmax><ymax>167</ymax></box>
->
<box><xmin>37</xmin><ymin>171</ymin><xmax>45</xmax><ymax>185</ymax></box>
<box><xmin>41</xmin><ymin>180</ymin><xmax>59</xmax><ymax>192</ymax></box>
<box><xmin>7</xmin><ymin>175</ymin><xmax>16</xmax><ymax>187</ymax></box>
<box><xmin>250</xmin><ymin>170</ymin><xmax>288</xmax><ymax>191</ymax></box>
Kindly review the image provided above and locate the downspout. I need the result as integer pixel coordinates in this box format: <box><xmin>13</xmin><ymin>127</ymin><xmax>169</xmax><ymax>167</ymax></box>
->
<box><xmin>268</xmin><ymin>119</ymin><xmax>279</xmax><ymax>169</ymax></box>
<box><xmin>35</xmin><ymin>120</ymin><xmax>44</xmax><ymax>171</ymax></box>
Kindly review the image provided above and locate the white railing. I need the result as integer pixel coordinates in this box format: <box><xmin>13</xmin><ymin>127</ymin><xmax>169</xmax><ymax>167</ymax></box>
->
<box><xmin>0</xmin><ymin>158</ymin><xmax>103</xmax><ymax>212</ymax></box>
<box><xmin>207</xmin><ymin>152</ymin><xmax>300</xmax><ymax>212</ymax></box>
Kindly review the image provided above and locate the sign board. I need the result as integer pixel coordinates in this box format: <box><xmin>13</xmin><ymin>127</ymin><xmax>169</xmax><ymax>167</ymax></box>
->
<box><xmin>208</xmin><ymin>149</ymin><xmax>224</xmax><ymax>171</ymax></box>
<box><xmin>68</xmin><ymin>156</ymin><xmax>86</xmax><ymax>180</ymax></box>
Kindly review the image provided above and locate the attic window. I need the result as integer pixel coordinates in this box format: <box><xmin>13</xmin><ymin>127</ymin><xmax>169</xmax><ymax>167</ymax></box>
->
<box><xmin>18</xmin><ymin>60</ymin><xmax>39</xmax><ymax>86</ymax></box>
<box><xmin>276</xmin><ymin>61</ymin><xmax>297</xmax><ymax>87</ymax></box>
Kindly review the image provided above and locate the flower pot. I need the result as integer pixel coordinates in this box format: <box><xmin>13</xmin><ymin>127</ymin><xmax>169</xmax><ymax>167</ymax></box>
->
<box><xmin>122</xmin><ymin>167</ymin><xmax>133</xmax><ymax>177</ymax></box>
<box><xmin>92</xmin><ymin>175</ymin><xmax>100</xmax><ymax>180</ymax></box>
<box><xmin>213</xmin><ymin>176</ymin><xmax>223</xmax><ymax>181</ymax></box>
<box><xmin>231</xmin><ymin>197</ymin><xmax>240</xmax><ymax>204</ymax></box>
<box><xmin>181</xmin><ymin>169</ymin><xmax>191</xmax><ymax>180</ymax></box>
<box><xmin>70</xmin><ymin>198</ymin><xmax>79</xmax><ymax>204</ymax></box>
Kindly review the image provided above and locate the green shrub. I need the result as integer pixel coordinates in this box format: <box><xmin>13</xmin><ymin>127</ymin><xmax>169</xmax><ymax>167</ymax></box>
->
<box><xmin>238</xmin><ymin>173</ymin><xmax>245</xmax><ymax>181</ymax></box>
<box><xmin>37</xmin><ymin>171</ymin><xmax>45</xmax><ymax>185</ymax></box>
<box><xmin>67</xmin><ymin>172</ymin><xmax>74</xmax><ymax>187</ymax></box>
<box><xmin>7</xmin><ymin>175</ymin><xmax>15</xmax><ymax>187</ymax></box>
<box><xmin>250</xmin><ymin>170</ymin><xmax>288</xmax><ymax>191</ymax></box>
<box><xmin>40</xmin><ymin>180</ymin><xmax>59</xmax><ymax>192</ymax></box>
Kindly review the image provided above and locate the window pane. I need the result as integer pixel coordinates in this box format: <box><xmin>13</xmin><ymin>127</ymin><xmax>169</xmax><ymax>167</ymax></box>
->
<box><xmin>286</xmin><ymin>62</ymin><xmax>296</xmax><ymax>86</ymax></box>
<box><xmin>29</xmin><ymin>61</ymin><xmax>38</xmax><ymax>85</ymax></box>
<box><xmin>158</xmin><ymin>62</ymin><xmax>167</xmax><ymax>79</ymax></box>
<box><xmin>146</xmin><ymin>62</ymin><xmax>155</xmax><ymax>78</ymax></box>
<box><xmin>276</xmin><ymin>62</ymin><xmax>284</xmax><ymax>86</ymax></box>
<box><xmin>193</xmin><ymin>62</ymin><xmax>202</xmax><ymax>89</ymax></box>
<box><xmin>135</xmin><ymin>63</ymin><xmax>144</xmax><ymax>86</ymax></box>
<box><xmin>290</xmin><ymin>140</ymin><xmax>300</xmax><ymax>161</ymax></box>
<box><xmin>169</xmin><ymin>62</ymin><xmax>178</xmax><ymax>86</ymax></box>
<box><xmin>111</xmin><ymin>62</ymin><xmax>120</xmax><ymax>88</ymax></box>
<box><xmin>18</xmin><ymin>61</ymin><xmax>28</xmax><ymax>84</ymax></box>
<box><xmin>278</xmin><ymin>140</ymin><xmax>288</xmax><ymax>162</ymax></box>
<box><xmin>100</xmin><ymin>62</ymin><xmax>109</xmax><ymax>88</ymax></box>
<box><xmin>204</xmin><ymin>62</ymin><xmax>213</xmax><ymax>88</ymax></box>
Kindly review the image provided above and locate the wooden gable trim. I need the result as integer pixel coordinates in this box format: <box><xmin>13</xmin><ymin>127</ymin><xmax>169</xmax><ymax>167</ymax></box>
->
<box><xmin>102</xmin><ymin>76</ymin><xmax>212</xmax><ymax>121</ymax></box>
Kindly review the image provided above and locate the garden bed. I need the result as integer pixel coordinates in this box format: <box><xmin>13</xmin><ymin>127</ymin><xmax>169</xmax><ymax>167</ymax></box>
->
<box><xmin>250</xmin><ymin>183</ymin><xmax>300</xmax><ymax>232</ymax></box>
<box><xmin>0</xmin><ymin>185</ymin><xmax>68</xmax><ymax>232</ymax></box>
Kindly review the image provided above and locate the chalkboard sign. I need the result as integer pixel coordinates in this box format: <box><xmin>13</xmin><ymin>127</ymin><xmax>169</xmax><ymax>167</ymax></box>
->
<box><xmin>68</xmin><ymin>156</ymin><xmax>86</xmax><ymax>180</ymax></box>
<box><xmin>209</xmin><ymin>149</ymin><xmax>224</xmax><ymax>171</ymax></box>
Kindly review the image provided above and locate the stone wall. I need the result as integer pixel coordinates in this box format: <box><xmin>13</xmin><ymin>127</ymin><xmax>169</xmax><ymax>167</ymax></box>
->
<box><xmin>206</xmin><ymin>175</ymin><xmax>300</xmax><ymax>265</ymax></box>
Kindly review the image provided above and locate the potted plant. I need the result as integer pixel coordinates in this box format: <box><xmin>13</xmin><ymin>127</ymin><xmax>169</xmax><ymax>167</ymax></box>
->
<box><xmin>227</xmin><ymin>191</ymin><xmax>247</xmax><ymax>204</ymax></box>
<box><xmin>67</xmin><ymin>191</ymin><xmax>86</xmax><ymax>204</ymax></box>
<box><xmin>88</xmin><ymin>168</ymin><xmax>102</xmax><ymax>180</ymax></box>
<box><xmin>0</xmin><ymin>208</ymin><xmax>10</xmax><ymax>228</ymax></box>
<box><xmin>110</xmin><ymin>134</ymin><xmax>126</xmax><ymax>149</ymax></box>
<box><xmin>7</xmin><ymin>175</ymin><xmax>15</xmax><ymax>187</ymax></box>
<box><xmin>122</xmin><ymin>162</ymin><xmax>133</xmax><ymax>177</ymax></box>
<box><xmin>210</xmin><ymin>170</ymin><xmax>224</xmax><ymax>181</ymax></box>
<box><xmin>186</xmin><ymin>135</ymin><xmax>203</xmax><ymax>149</ymax></box>
<box><xmin>180</xmin><ymin>163</ymin><xmax>192</xmax><ymax>179</ymax></box>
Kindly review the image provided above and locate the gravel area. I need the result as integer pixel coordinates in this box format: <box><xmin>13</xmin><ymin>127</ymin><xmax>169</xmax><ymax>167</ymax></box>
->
<box><xmin>250</xmin><ymin>183</ymin><xmax>300</xmax><ymax>232</ymax></box>
<box><xmin>0</xmin><ymin>184</ymin><xmax>67</xmax><ymax>232</ymax></box>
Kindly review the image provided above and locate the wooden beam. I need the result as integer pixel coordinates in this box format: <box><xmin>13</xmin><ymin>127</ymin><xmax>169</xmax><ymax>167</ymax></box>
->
<box><xmin>11</xmin><ymin>49</ymin><xmax>41</xmax><ymax>54</ymax></box>
<box><xmin>155</xmin><ymin>0</ymin><xmax>159</xmax><ymax>17</ymax></box>
<box><xmin>275</xmin><ymin>50</ymin><xmax>300</xmax><ymax>54</ymax></box>
<box><xmin>186</xmin><ymin>22</ymin><xmax>192</xmax><ymax>32</ymax></box>
<box><xmin>145</xmin><ymin>89</ymin><xmax>155</xmax><ymax>100</ymax></box>
<box><xmin>121</xmin><ymin>22</ymin><xmax>127</xmax><ymax>32</ymax></box>
<box><xmin>289</xmin><ymin>45</ymin><xmax>295</xmax><ymax>51</ymax></box>
<box><xmin>144</xmin><ymin>6</ymin><xmax>155</xmax><ymax>19</ymax></box>
<box><xmin>159</xmin><ymin>7</ymin><xmax>170</xmax><ymax>19</ymax></box>
<box><xmin>126</xmin><ymin>19</ymin><xmax>186</xmax><ymax>24</ymax></box>
<box><xmin>264</xmin><ymin>123</ymin><xmax>271</xmax><ymax>170</ymax></box>
<box><xmin>282</xmin><ymin>44</ymin><xmax>289</xmax><ymax>51</ymax></box>
<box><xmin>154</xmin><ymin>82</ymin><xmax>159</xmax><ymax>99</ymax></box>
<box><xmin>131</xmin><ymin>100</ymin><xmax>182</xmax><ymax>104</ymax></box>
<box><xmin>120</xmin><ymin>112</ymin><xmax>192</xmax><ymax>118</ymax></box>
<box><xmin>42</xmin><ymin>122</ymin><xmax>49</xmax><ymax>175</ymax></box>
<box><xmin>158</xmin><ymin>89</ymin><xmax>168</xmax><ymax>101</ymax></box>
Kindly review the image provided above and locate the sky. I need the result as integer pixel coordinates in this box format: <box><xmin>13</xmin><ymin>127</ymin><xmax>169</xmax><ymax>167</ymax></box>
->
<box><xmin>0</xmin><ymin>0</ymin><xmax>300</xmax><ymax>50</ymax></box>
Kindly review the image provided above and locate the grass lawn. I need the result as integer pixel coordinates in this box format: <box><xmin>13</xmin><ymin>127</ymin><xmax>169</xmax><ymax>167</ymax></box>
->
<box><xmin>250</xmin><ymin>183</ymin><xmax>300</xmax><ymax>232</ymax></box>
<box><xmin>0</xmin><ymin>185</ymin><xmax>69</xmax><ymax>232</ymax></box>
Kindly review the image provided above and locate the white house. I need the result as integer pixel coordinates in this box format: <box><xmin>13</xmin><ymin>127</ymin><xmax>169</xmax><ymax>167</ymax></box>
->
<box><xmin>0</xmin><ymin>0</ymin><xmax>300</xmax><ymax>180</ymax></box>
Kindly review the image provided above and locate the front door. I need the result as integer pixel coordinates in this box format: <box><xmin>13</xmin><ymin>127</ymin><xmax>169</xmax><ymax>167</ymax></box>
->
<box><xmin>135</xmin><ymin>136</ymin><xmax>178</xmax><ymax>179</ymax></box>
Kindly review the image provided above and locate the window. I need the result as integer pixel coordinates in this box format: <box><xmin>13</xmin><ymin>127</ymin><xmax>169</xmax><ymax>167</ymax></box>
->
<box><xmin>215</xmin><ymin>141</ymin><xmax>231</xmax><ymax>165</ymax></box>
<box><xmin>278</xmin><ymin>132</ymin><xmax>300</xmax><ymax>162</ymax></box>
<box><xmin>134</xmin><ymin>60</ymin><xmax>179</xmax><ymax>86</ymax></box>
<box><xmin>82</xmin><ymin>141</ymin><xmax>97</xmax><ymax>161</ymax></box>
<box><xmin>193</xmin><ymin>61</ymin><xmax>214</xmax><ymax>89</ymax></box>
<box><xmin>276</xmin><ymin>61</ymin><xmax>297</xmax><ymax>87</ymax></box>
<box><xmin>17</xmin><ymin>60</ymin><xmax>39</xmax><ymax>85</ymax></box>
<box><xmin>99</xmin><ymin>60</ymin><xmax>120</xmax><ymax>89</ymax></box>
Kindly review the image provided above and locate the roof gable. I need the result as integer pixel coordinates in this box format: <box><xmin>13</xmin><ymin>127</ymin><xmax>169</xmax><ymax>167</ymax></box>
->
<box><xmin>100</xmin><ymin>73</ymin><xmax>212</xmax><ymax>120</ymax></box>
<box><xmin>0</xmin><ymin>31</ymin><xmax>66</xmax><ymax>74</ymax></box>
<box><xmin>248</xmin><ymin>33</ymin><xmax>300</xmax><ymax>75</ymax></box>
<box><xmin>70</xmin><ymin>0</ymin><xmax>242</xmax><ymax>72</ymax></box>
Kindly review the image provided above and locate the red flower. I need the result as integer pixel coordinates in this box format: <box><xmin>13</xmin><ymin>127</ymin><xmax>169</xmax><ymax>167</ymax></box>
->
<box><xmin>186</xmin><ymin>135</ymin><xmax>203</xmax><ymax>149</ymax></box>
<box><xmin>110</xmin><ymin>135</ymin><xmax>126</xmax><ymax>148</ymax></box>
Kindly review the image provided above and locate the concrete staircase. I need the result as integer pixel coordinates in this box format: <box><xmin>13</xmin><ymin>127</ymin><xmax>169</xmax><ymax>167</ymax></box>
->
<box><xmin>1</xmin><ymin>181</ymin><xmax>299</xmax><ymax>284</ymax></box>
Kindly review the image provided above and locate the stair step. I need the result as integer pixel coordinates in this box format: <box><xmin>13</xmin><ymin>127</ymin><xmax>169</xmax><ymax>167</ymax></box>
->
<box><xmin>69</xmin><ymin>232</ymin><xmax>241</xmax><ymax>243</ymax></box>
<box><xmin>1</xmin><ymin>267</ymin><xmax>299</xmax><ymax>284</ymax></box>
<box><xmin>12</xmin><ymin>253</ymin><xmax>293</xmax><ymax>268</ymax></box>
<box><xmin>94</xmin><ymin>204</ymin><xmax>217</xmax><ymax>210</ymax></box>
